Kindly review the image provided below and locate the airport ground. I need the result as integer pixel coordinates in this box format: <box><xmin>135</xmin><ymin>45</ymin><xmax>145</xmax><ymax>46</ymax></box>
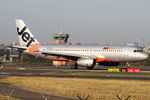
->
<box><xmin>0</xmin><ymin>65</ymin><xmax>150</xmax><ymax>100</ymax></box>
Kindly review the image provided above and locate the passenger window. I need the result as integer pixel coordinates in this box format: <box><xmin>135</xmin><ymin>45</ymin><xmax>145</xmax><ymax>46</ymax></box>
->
<box><xmin>134</xmin><ymin>50</ymin><xmax>143</xmax><ymax>52</ymax></box>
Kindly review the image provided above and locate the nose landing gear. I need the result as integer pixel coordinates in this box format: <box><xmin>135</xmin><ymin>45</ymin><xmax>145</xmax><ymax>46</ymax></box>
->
<box><xmin>127</xmin><ymin>62</ymin><xmax>130</xmax><ymax>67</ymax></box>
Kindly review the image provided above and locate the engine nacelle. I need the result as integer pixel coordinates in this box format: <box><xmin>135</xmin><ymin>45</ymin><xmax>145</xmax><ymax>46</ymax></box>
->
<box><xmin>77</xmin><ymin>58</ymin><xmax>96</xmax><ymax>67</ymax></box>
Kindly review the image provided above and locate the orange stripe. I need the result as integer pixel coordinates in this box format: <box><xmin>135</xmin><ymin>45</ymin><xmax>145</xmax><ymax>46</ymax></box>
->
<box><xmin>46</xmin><ymin>58</ymin><xmax>75</xmax><ymax>62</ymax></box>
<box><xmin>108</xmin><ymin>47</ymin><xmax>115</xmax><ymax>50</ymax></box>
<box><xmin>68</xmin><ymin>60</ymin><xmax>75</xmax><ymax>62</ymax></box>
<box><xmin>96</xmin><ymin>57</ymin><xmax>120</xmax><ymax>62</ymax></box>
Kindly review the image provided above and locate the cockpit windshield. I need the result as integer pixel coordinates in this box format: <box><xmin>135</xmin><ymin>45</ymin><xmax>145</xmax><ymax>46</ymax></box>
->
<box><xmin>134</xmin><ymin>50</ymin><xmax>143</xmax><ymax>52</ymax></box>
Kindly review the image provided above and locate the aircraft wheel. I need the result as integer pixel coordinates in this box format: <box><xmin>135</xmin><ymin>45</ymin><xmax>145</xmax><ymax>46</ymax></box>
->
<box><xmin>87</xmin><ymin>66</ymin><xmax>94</xmax><ymax>70</ymax></box>
<box><xmin>71</xmin><ymin>63</ymin><xmax>78</xmax><ymax>69</ymax></box>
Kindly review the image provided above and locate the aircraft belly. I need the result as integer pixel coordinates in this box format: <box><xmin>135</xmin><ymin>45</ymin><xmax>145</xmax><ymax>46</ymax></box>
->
<box><xmin>44</xmin><ymin>56</ymin><xmax>58</xmax><ymax>59</ymax></box>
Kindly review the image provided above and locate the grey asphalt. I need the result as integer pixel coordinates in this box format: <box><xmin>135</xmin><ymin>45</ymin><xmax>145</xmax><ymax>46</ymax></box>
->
<box><xmin>0</xmin><ymin>73</ymin><xmax>150</xmax><ymax>80</ymax></box>
<box><xmin>4</xmin><ymin>65</ymin><xmax>150</xmax><ymax>71</ymax></box>
<box><xmin>0</xmin><ymin>66</ymin><xmax>150</xmax><ymax>80</ymax></box>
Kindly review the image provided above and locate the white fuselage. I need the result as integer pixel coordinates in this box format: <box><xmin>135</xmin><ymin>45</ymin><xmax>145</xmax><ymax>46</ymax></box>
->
<box><xmin>25</xmin><ymin>44</ymin><xmax>149</xmax><ymax>62</ymax></box>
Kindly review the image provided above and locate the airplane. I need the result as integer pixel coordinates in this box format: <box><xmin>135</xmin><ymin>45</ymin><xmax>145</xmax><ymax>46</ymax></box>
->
<box><xmin>12</xmin><ymin>20</ymin><xmax>149</xmax><ymax>69</ymax></box>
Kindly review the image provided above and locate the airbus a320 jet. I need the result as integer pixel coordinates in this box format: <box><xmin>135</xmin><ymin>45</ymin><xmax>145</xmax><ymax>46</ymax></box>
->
<box><xmin>12</xmin><ymin>20</ymin><xmax>149</xmax><ymax>69</ymax></box>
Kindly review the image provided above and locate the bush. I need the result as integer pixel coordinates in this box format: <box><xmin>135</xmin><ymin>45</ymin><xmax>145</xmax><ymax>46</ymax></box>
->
<box><xmin>17</xmin><ymin>54</ymin><xmax>53</xmax><ymax>66</ymax></box>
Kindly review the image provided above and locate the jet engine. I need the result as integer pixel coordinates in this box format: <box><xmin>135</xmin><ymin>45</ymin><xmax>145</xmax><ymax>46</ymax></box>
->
<box><xmin>77</xmin><ymin>58</ymin><xmax>96</xmax><ymax>69</ymax></box>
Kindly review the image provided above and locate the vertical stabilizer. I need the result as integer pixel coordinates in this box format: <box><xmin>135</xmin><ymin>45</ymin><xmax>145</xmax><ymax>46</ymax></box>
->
<box><xmin>16</xmin><ymin>20</ymin><xmax>40</xmax><ymax>47</ymax></box>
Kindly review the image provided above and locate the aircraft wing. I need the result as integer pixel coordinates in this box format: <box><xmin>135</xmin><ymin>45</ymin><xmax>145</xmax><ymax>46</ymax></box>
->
<box><xmin>42</xmin><ymin>52</ymin><xmax>92</xmax><ymax>60</ymax></box>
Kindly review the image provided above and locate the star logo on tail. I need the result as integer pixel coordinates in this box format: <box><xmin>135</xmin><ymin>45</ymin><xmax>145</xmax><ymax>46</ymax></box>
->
<box><xmin>28</xmin><ymin>43</ymin><xmax>40</xmax><ymax>56</ymax></box>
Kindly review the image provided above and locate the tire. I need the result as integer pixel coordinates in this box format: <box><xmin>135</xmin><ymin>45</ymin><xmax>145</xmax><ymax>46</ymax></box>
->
<box><xmin>71</xmin><ymin>63</ymin><xmax>78</xmax><ymax>69</ymax></box>
<box><xmin>87</xmin><ymin>66</ymin><xmax>94</xmax><ymax>70</ymax></box>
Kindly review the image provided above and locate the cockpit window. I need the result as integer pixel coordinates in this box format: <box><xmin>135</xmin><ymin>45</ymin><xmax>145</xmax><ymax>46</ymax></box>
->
<box><xmin>134</xmin><ymin>50</ymin><xmax>143</xmax><ymax>52</ymax></box>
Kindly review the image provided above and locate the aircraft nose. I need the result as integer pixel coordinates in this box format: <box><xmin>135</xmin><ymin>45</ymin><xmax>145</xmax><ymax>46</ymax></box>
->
<box><xmin>141</xmin><ymin>54</ymin><xmax>149</xmax><ymax>60</ymax></box>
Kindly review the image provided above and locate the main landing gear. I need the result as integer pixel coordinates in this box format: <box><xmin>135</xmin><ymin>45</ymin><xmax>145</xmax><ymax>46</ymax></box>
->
<box><xmin>71</xmin><ymin>63</ymin><xmax>94</xmax><ymax>70</ymax></box>
<box><xmin>87</xmin><ymin>66</ymin><xmax>94</xmax><ymax>70</ymax></box>
<box><xmin>71</xmin><ymin>63</ymin><xmax>78</xmax><ymax>69</ymax></box>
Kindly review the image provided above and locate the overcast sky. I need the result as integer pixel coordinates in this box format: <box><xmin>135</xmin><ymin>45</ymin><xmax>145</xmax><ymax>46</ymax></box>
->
<box><xmin>0</xmin><ymin>0</ymin><xmax>150</xmax><ymax>46</ymax></box>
